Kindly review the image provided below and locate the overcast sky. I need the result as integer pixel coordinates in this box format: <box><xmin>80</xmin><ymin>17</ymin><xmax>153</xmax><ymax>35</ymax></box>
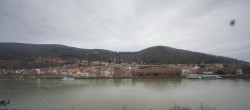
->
<box><xmin>0</xmin><ymin>0</ymin><xmax>249</xmax><ymax>62</ymax></box>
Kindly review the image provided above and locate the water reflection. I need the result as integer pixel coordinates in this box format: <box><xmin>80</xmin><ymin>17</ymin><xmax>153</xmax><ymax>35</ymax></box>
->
<box><xmin>111</xmin><ymin>103</ymin><xmax>216</xmax><ymax>110</ymax></box>
<box><xmin>168</xmin><ymin>103</ymin><xmax>216</xmax><ymax>110</ymax></box>
<box><xmin>131</xmin><ymin>78</ymin><xmax>182</xmax><ymax>86</ymax></box>
<box><xmin>0</xmin><ymin>78</ymin><xmax>250</xmax><ymax>110</ymax></box>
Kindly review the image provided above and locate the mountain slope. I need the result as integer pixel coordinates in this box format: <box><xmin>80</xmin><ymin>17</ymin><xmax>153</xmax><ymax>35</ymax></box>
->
<box><xmin>0</xmin><ymin>42</ymin><xmax>116</xmax><ymax>60</ymax></box>
<box><xmin>137</xmin><ymin>46</ymin><xmax>242</xmax><ymax>64</ymax></box>
<box><xmin>0</xmin><ymin>42</ymin><xmax>245</xmax><ymax>68</ymax></box>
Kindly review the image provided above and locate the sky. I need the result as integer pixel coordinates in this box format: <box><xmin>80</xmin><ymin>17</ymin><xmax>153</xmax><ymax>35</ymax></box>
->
<box><xmin>0</xmin><ymin>0</ymin><xmax>250</xmax><ymax>62</ymax></box>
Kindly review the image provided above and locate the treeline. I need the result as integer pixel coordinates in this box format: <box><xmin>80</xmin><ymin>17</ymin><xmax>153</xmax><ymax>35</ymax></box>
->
<box><xmin>137</xmin><ymin>46</ymin><xmax>243</xmax><ymax>64</ymax></box>
<box><xmin>0</xmin><ymin>60</ymin><xmax>60</xmax><ymax>69</ymax></box>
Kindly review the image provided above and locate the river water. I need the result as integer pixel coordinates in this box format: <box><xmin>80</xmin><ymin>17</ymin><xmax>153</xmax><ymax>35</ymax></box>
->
<box><xmin>0</xmin><ymin>78</ymin><xmax>250</xmax><ymax>110</ymax></box>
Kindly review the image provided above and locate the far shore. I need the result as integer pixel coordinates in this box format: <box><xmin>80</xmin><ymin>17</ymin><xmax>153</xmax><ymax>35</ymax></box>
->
<box><xmin>1</xmin><ymin>75</ymin><xmax>250</xmax><ymax>80</ymax></box>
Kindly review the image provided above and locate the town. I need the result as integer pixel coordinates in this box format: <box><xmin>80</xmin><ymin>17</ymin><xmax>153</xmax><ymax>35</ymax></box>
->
<box><xmin>0</xmin><ymin>57</ymin><xmax>249</xmax><ymax>79</ymax></box>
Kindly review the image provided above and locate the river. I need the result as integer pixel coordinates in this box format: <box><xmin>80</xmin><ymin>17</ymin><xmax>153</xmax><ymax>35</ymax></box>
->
<box><xmin>0</xmin><ymin>78</ymin><xmax>250</xmax><ymax>110</ymax></box>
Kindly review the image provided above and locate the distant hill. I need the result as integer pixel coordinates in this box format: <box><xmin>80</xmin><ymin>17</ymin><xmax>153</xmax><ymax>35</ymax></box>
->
<box><xmin>0</xmin><ymin>42</ymin><xmax>115</xmax><ymax>60</ymax></box>
<box><xmin>0</xmin><ymin>42</ymin><xmax>245</xmax><ymax>68</ymax></box>
<box><xmin>137</xmin><ymin>46</ymin><xmax>243</xmax><ymax>64</ymax></box>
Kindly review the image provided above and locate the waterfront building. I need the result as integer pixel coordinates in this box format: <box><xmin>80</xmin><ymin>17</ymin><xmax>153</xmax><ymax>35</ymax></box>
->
<box><xmin>76</xmin><ymin>71</ymin><xmax>84</xmax><ymax>77</ymax></box>
<box><xmin>236</xmin><ymin>69</ymin><xmax>243</xmax><ymax>75</ymax></box>
<box><xmin>181</xmin><ymin>69</ymin><xmax>190</xmax><ymax>76</ymax></box>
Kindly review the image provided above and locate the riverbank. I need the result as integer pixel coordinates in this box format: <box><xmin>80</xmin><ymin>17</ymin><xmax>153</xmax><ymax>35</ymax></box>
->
<box><xmin>1</xmin><ymin>75</ymin><xmax>250</xmax><ymax>80</ymax></box>
<box><xmin>221</xmin><ymin>75</ymin><xmax>250</xmax><ymax>78</ymax></box>
<box><xmin>35</xmin><ymin>76</ymin><xmax>184</xmax><ymax>79</ymax></box>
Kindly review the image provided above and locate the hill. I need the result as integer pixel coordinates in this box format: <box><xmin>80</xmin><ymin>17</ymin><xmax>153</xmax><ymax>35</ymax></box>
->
<box><xmin>0</xmin><ymin>42</ymin><xmax>245</xmax><ymax>68</ymax></box>
<box><xmin>137</xmin><ymin>46</ymin><xmax>243</xmax><ymax>64</ymax></box>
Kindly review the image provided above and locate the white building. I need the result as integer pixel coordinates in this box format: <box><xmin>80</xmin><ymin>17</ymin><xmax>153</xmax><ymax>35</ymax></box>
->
<box><xmin>236</xmin><ymin>69</ymin><xmax>243</xmax><ymax>75</ymax></box>
<box><xmin>76</xmin><ymin>71</ymin><xmax>84</xmax><ymax>77</ymax></box>
<box><xmin>35</xmin><ymin>69</ymin><xmax>40</xmax><ymax>74</ymax></box>
<box><xmin>181</xmin><ymin>69</ymin><xmax>190</xmax><ymax>76</ymax></box>
<box><xmin>84</xmin><ymin>72</ymin><xmax>90</xmax><ymax>77</ymax></box>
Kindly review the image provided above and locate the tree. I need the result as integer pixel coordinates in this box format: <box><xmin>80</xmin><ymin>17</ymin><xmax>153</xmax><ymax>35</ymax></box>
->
<box><xmin>216</xmin><ymin>70</ymin><xmax>225</xmax><ymax>75</ymax></box>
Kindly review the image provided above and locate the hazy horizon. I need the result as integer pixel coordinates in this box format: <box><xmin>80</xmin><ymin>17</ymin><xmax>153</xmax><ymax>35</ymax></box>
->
<box><xmin>0</xmin><ymin>0</ymin><xmax>249</xmax><ymax>61</ymax></box>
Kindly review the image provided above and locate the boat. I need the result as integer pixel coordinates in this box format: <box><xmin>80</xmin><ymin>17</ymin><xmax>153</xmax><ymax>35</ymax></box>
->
<box><xmin>0</xmin><ymin>99</ymin><xmax>10</xmax><ymax>105</ymax></box>
<box><xmin>61</xmin><ymin>76</ymin><xmax>74</xmax><ymax>81</ymax></box>
<box><xmin>217</xmin><ymin>75</ymin><xmax>222</xmax><ymax>79</ymax></box>
<box><xmin>202</xmin><ymin>75</ymin><xmax>222</xmax><ymax>79</ymax></box>
<box><xmin>186</xmin><ymin>74</ymin><xmax>202</xmax><ymax>79</ymax></box>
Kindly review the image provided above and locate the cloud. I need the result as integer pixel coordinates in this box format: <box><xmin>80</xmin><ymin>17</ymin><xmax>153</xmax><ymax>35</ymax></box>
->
<box><xmin>0</xmin><ymin>0</ymin><xmax>250</xmax><ymax>61</ymax></box>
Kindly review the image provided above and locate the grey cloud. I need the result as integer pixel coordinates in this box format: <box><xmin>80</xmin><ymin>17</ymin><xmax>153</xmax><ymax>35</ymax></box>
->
<box><xmin>0</xmin><ymin>0</ymin><xmax>250</xmax><ymax>61</ymax></box>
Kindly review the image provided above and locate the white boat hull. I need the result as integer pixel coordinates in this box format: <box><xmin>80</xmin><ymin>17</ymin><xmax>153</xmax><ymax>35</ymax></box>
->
<box><xmin>61</xmin><ymin>77</ymin><xmax>74</xmax><ymax>81</ymax></box>
<box><xmin>202</xmin><ymin>75</ymin><xmax>222</xmax><ymax>79</ymax></box>
<box><xmin>186</xmin><ymin>75</ymin><xmax>202</xmax><ymax>79</ymax></box>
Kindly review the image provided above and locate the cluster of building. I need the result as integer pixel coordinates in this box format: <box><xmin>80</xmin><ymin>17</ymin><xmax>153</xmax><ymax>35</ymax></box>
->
<box><xmin>0</xmin><ymin>60</ymin><xmax>248</xmax><ymax>79</ymax></box>
<box><xmin>35</xmin><ymin>56</ymin><xmax>65</xmax><ymax>63</ymax></box>
<box><xmin>180</xmin><ymin>63</ymin><xmax>245</xmax><ymax>76</ymax></box>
